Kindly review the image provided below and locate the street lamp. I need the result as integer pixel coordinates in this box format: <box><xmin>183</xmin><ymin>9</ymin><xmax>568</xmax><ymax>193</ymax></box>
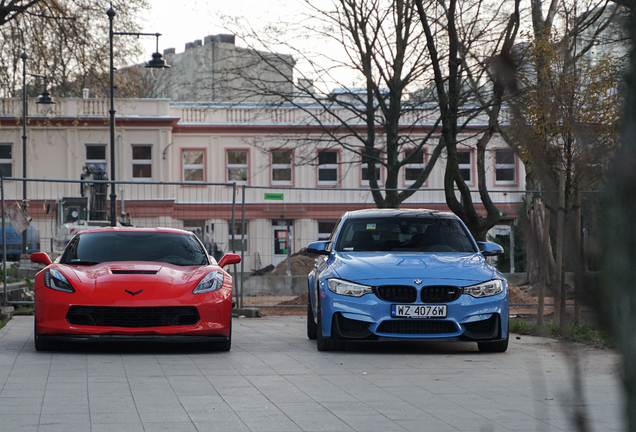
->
<box><xmin>20</xmin><ymin>51</ymin><xmax>56</xmax><ymax>254</ymax></box>
<box><xmin>107</xmin><ymin>5</ymin><xmax>170</xmax><ymax>226</ymax></box>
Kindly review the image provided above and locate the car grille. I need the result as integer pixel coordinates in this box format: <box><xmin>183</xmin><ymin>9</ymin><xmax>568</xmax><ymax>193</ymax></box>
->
<box><xmin>463</xmin><ymin>315</ymin><xmax>499</xmax><ymax>339</ymax></box>
<box><xmin>66</xmin><ymin>306</ymin><xmax>200</xmax><ymax>328</ymax></box>
<box><xmin>376</xmin><ymin>320</ymin><xmax>458</xmax><ymax>335</ymax></box>
<box><xmin>420</xmin><ymin>286</ymin><xmax>461</xmax><ymax>303</ymax></box>
<box><xmin>375</xmin><ymin>285</ymin><xmax>417</xmax><ymax>303</ymax></box>
<box><xmin>336</xmin><ymin>313</ymin><xmax>372</xmax><ymax>338</ymax></box>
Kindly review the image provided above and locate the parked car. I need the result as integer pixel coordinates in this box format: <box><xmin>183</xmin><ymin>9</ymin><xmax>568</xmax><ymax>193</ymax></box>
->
<box><xmin>0</xmin><ymin>225</ymin><xmax>40</xmax><ymax>260</ymax></box>
<box><xmin>30</xmin><ymin>227</ymin><xmax>240</xmax><ymax>351</ymax></box>
<box><xmin>306</xmin><ymin>209</ymin><xmax>508</xmax><ymax>352</ymax></box>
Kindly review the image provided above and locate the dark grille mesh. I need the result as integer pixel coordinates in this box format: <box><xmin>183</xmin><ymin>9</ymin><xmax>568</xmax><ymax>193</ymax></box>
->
<box><xmin>420</xmin><ymin>286</ymin><xmax>461</xmax><ymax>303</ymax></box>
<box><xmin>375</xmin><ymin>285</ymin><xmax>417</xmax><ymax>303</ymax></box>
<box><xmin>377</xmin><ymin>320</ymin><xmax>457</xmax><ymax>335</ymax></box>
<box><xmin>336</xmin><ymin>314</ymin><xmax>371</xmax><ymax>334</ymax></box>
<box><xmin>463</xmin><ymin>315</ymin><xmax>498</xmax><ymax>338</ymax></box>
<box><xmin>67</xmin><ymin>306</ymin><xmax>200</xmax><ymax>328</ymax></box>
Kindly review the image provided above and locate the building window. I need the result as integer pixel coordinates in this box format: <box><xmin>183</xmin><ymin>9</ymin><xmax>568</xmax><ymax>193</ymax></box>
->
<box><xmin>227</xmin><ymin>150</ymin><xmax>248</xmax><ymax>184</ymax></box>
<box><xmin>271</xmin><ymin>149</ymin><xmax>293</xmax><ymax>185</ymax></box>
<box><xmin>86</xmin><ymin>144</ymin><xmax>107</xmax><ymax>171</ymax></box>
<box><xmin>182</xmin><ymin>149</ymin><xmax>205</xmax><ymax>182</ymax></box>
<box><xmin>132</xmin><ymin>145</ymin><xmax>152</xmax><ymax>179</ymax></box>
<box><xmin>0</xmin><ymin>144</ymin><xmax>12</xmax><ymax>177</ymax></box>
<box><xmin>457</xmin><ymin>150</ymin><xmax>472</xmax><ymax>183</ymax></box>
<box><xmin>318</xmin><ymin>221</ymin><xmax>338</xmax><ymax>240</ymax></box>
<box><xmin>361</xmin><ymin>149</ymin><xmax>383</xmax><ymax>185</ymax></box>
<box><xmin>318</xmin><ymin>150</ymin><xmax>338</xmax><ymax>185</ymax></box>
<box><xmin>495</xmin><ymin>149</ymin><xmax>516</xmax><ymax>183</ymax></box>
<box><xmin>228</xmin><ymin>221</ymin><xmax>247</xmax><ymax>252</ymax></box>
<box><xmin>404</xmin><ymin>148</ymin><xmax>425</xmax><ymax>185</ymax></box>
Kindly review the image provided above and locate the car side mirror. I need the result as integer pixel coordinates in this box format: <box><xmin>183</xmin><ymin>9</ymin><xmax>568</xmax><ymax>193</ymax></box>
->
<box><xmin>218</xmin><ymin>253</ymin><xmax>241</xmax><ymax>268</ymax></box>
<box><xmin>307</xmin><ymin>241</ymin><xmax>331</xmax><ymax>256</ymax></box>
<box><xmin>477</xmin><ymin>241</ymin><xmax>504</xmax><ymax>256</ymax></box>
<box><xmin>30</xmin><ymin>252</ymin><xmax>52</xmax><ymax>266</ymax></box>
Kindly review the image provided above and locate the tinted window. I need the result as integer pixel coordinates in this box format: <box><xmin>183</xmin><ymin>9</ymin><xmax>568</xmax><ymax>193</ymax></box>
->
<box><xmin>61</xmin><ymin>232</ymin><xmax>209</xmax><ymax>266</ymax></box>
<box><xmin>335</xmin><ymin>217</ymin><xmax>476</xmax><ymax>253</ymax></box>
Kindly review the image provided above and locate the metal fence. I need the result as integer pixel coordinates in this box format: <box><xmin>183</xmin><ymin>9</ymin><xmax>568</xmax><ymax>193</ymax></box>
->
<box><xmin>1</xmin><ymin>177</ymin><xmax>238</xmax><ymax>305</ymax></box>
<box><xmin>235</xmin><ymin>185</ymin><xmax>529</xmax><ymax>309</ymax></box>
<box><xmin>1</xmin><ymin>177</ymin><xmax>537</xmax><ymax>310</ymax></box>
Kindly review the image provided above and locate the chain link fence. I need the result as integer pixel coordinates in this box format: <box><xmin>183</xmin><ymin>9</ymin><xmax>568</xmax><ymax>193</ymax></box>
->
<box><xmin>1</xmin><ymin>177</ymin><xmax>237</xmax><ymax>305</ymax></box>
<box><xmin>4</xmin><ymin>178</ymin><xmax>596</xmax><ymax>312</ymax></box>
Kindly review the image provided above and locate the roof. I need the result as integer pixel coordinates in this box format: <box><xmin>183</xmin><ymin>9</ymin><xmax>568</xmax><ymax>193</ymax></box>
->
<box><xmin>343</xmin><ymin>208</ymin><xmax>458</xmax><ymax>219</ymax></box>
<box><xmin>76</xmin><ymin>227</ymin><xmax>195</xmax><ymax>236</ymax></box>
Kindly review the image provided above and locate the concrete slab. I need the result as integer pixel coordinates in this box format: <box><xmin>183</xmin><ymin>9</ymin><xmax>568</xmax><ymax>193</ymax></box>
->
<box><xmin>0</xmin><ymin>315</ymin><xmax>626</xmax><ymax>432</ymax></box>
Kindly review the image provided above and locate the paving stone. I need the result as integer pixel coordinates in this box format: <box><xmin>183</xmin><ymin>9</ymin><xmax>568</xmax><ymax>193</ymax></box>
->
<box><xmin>0</xmin><ymin>315</ymin><xmax>626</xmax><ymax>432</ymax></box>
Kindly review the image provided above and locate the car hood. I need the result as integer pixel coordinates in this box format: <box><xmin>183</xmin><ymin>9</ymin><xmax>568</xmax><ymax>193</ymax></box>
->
<box><xmin>330</xmin><ymin>252</ymin><xmax>497</xmax><ymax>285</ymax></box>
<box><xmin>60</xmin><ymin>262</ymin><xmax>210</xmax><ymax>287</ymax></box>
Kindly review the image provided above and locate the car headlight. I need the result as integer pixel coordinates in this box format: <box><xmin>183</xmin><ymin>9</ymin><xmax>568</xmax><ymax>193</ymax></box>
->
<box><xmin>192</xmin><ymin>271</ymin><xmax>225</xmax><ymax>294</ymax></box>
<box><xmin>44</xmin><ymin>269</ymin><xmax>75</xmax><ymax>293</ymax></box>
<box><xmin>327</xmin><ymin>279</ymin><xmax>373</xmax><ymax>297</ymax></box>
<box><xmin>463</xmin><ymin>279</ymin><xmax>504</xmax><ymax>298</ymax></box>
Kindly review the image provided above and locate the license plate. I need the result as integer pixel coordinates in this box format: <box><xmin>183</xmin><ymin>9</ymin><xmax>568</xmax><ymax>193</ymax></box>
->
<box><xmin>391</xmin><ymin>304</ymin><xmax>447</xmax><ymax>318</ymax></box>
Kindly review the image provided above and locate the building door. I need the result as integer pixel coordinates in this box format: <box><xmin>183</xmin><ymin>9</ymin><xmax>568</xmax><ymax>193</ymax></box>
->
<box><xmin>272</xmin><ymin>219</ymin><xmax>293</xmax><ymax>267</ymax></box>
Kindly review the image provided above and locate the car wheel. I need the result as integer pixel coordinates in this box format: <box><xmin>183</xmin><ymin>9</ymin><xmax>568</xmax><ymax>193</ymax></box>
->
<box><xmin>34</xmin><ymin>316</ymin><xmax>53</xmax><ymax>352</ymax></box>
<box><xmin>477</xmin><ymin>337</ymin><xmax>509</xmax><ymax>353</ymax></box>
<box><xmin>316</xmin><ymin>310</ymin><xmax>344</xmax><ymax>352</ymax></box>
<box><xmin>212</xmin><ymin>320</ymin><xmax>232</xmax><ymax>352</ymax></box>
<box><xmin>307</xmin><ymin>290</ymin><xmax>317</xmax><ymax>340</ymax></box>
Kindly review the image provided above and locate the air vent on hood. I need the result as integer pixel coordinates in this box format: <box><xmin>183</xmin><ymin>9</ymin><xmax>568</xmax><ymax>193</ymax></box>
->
<box><xmin>111</xmin><ymin>270</ymin><xmax>158</xmax><ymax>275</ymax></box>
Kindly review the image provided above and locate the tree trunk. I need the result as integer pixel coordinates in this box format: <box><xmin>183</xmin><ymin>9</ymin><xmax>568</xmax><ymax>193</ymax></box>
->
<box><xmin>555</xmin><ymin>170</ymin><xmax>566</xmax><ymax>327</ymax></box>
<box><xmin>538</xmin><ymin>201</ymin><xmax>549</xmax><ymax>327</ymax></box>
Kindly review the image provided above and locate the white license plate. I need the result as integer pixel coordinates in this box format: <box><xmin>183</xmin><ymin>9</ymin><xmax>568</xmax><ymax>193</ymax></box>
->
<box><xmin>391</xmin><ymin>304</ymin><xmax>447</xmax><ymax>318</ymax></box>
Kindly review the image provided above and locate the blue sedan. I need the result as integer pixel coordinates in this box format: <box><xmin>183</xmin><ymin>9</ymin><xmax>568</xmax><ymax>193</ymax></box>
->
<box><xmin>306</xmin><ymin>209</ymin><xmax>509</xmax><ymax>352</ymax></box>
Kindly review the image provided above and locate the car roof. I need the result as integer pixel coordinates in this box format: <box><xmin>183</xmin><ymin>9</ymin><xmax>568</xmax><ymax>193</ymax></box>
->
<box><xmin>76</xmin><ymin>227</ymin><xmax>196</xmax><ymax>236</ymax></box>
<box><xmin>343</xmin><ymin>208</ymin><xmax>458</xmax><ymax>220</ymax></box>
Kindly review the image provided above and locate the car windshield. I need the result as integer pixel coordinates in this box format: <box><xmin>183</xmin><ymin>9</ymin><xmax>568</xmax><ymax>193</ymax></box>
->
<box><xmin>334</xmin><ymin>216</ymin><xmax>476</xmax><ymax>253</ymax></box>
<box><xmin>60</xmin><ymin>232</ymin><xmax>209</xmax><ymax>266</ymax></box>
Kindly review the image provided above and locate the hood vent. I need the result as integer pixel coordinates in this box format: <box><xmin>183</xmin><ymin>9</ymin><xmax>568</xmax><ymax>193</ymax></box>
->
<box><xmin>111</xmin><ymin>270</ymin><xmax>158</xmax><ymax>275</ymax></box>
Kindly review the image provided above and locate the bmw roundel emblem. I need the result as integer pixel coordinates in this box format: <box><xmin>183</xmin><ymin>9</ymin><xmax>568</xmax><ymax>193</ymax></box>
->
<box><xmin>414</xmin><ymin>279</ymin><xmax>423</xmax><ymax>285</ymax></box>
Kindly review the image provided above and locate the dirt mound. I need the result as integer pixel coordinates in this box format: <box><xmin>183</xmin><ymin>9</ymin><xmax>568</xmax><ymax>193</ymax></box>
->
<box><xmin>277</xmin><ymin>291</ymin><xmax>308</xmax><ymax>306</ymax></box>
<box><xmin>509</xmin><ymin>285</ymin><xmax>536</xmax><ymax>304</ymax></box>
<box><xmin>271</xmin><ymin>255</ymin><xmax>316</xmax><ymax>276</ymax></box>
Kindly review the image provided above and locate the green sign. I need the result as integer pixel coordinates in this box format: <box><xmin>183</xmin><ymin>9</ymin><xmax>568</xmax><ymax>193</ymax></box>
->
<box><xmin>264</xmin><ymin>193</ymin><xmax>284</xmax><ymax>201</ymax></box>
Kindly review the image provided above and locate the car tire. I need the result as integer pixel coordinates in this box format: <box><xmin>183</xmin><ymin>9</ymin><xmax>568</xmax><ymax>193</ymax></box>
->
<box><xmin>307</xmin><ymin>291</ymin><xmax>317</xmax><ymax>340</ymax></box>
<box><xmin>34</xmin><ymin>316</ymin><xmax>53</xmax><ymax>352</ymax></box>
<box><xmin>316</xmin><ymin>312</ymin><xmax>344</xmax><ymax>352</ymax></box>
<box><xmin>214</xmin><ymin>320</ymin><xmax>232</xmax><ymax>352</ymax></box>
<box><xmin>477</xmin><ymin>337</ymin><xmax>509</xmax><ymax>353</ymax></box>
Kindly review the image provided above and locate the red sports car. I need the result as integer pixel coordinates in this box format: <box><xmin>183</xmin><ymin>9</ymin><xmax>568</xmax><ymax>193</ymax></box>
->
<box><xmin>30</xmin><ymin>227</ymin><xmax>240</xmax><ymax>351</ymax></box>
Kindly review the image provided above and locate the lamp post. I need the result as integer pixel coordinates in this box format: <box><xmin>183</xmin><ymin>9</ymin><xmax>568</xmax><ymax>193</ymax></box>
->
<box><xmin>20</xmin><ymin>51</ymin><xmax>56</xmax><ymax>254</ymax></box>
<box><xmin>107</xmin><ymin>5</ymin><xmax>170</xmax><ymax>226</ymax></box>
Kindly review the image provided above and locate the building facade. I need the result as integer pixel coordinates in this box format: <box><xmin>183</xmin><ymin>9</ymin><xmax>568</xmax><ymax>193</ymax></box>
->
<box><xmin>0</xmin><ymin>97</ymin><xmax>525</xmax><ymax>270</ymax></box>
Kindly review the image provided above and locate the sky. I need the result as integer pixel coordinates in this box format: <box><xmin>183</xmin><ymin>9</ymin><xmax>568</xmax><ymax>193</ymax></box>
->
<box><xmin>139</xmin><ymin>0</ymin><xmax>305</xmax><ymax>60</ymax></box>
<box><xmin>136</xmin><ymin>0</ymin><xmax>353</xmax><ymax>91</ymax></box>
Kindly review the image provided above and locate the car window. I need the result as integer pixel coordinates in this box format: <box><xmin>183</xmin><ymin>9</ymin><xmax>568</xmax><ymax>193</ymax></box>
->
<box><xmin>334</xmin><ymin>217</ymin><xmax>476</xmax><ymax>253</ymax></box>
<box><xmin>60</xmin><ymin>232</ymin><xmax>209</xmax><ymax>266</ymax></box>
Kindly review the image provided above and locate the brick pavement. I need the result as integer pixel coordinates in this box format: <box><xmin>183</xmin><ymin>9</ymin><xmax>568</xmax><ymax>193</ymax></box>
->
<box><xmin>0</xmin><ymin>316</ymin><xmax>624</xmax><ymax>431</ymax></box>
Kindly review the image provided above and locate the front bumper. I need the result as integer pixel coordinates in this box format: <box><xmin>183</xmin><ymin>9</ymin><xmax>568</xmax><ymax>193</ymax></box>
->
<box><xmin>34</xmin><ymin>286</ymin><xmax>232</xmax><ymax>339</ymax></box>
<box><xmin>35</xmin><ymin>334</ymin><xmax>229</xmax><ymax>344</ymax></box>
<box><xmin>319</xmin><ymin>279</ymin><xmax>509</xmax><ymax>342</ymax></box>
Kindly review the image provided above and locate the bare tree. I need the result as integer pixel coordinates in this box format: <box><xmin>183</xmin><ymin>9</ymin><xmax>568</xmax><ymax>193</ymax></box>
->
<box><xmin>414</xmin><ymin>0</ymin><xmax>521</xmax><ymax>240</ymax></box>
<box><xmin>495</xmin><ymin>0</ymin><xmax>625</xmax><ymax>324</ymax></box>
<box><xmin>218</xmin><ymin>0</ymin><xmax>522</xmax><ymax>234</ymax></box>
<box><xmin>0</xmin><ymin>0</ymin><xmax>149</xmax><ymax>98</ymax></box>
<box><xmin>0</xmin><ymin>0</ymin><xmax>39</xmax><ymax>26</ymax></box>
